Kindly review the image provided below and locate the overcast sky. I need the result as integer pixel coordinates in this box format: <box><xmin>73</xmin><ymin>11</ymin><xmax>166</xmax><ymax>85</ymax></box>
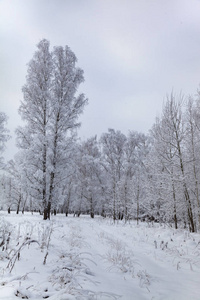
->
<box><xmin>1</xmin><ymin>0</ymin><xmax>200</xmax><ymax>160</ymax></box>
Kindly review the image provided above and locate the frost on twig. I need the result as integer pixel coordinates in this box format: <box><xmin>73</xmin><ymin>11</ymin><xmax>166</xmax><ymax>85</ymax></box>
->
<box><xmin>40</xmin><ymin>224</ymin><xmax>53</xmax><ymax>265</ymax></box>
<box><xmin>7</xmin><ymin>239</ymin><xmax>39</xmax><ymax>273</ymax></box>
<box><xmin>0</xmin><ymin>218</ymin><xmax>13</xmax><ymax>258</ymax></box>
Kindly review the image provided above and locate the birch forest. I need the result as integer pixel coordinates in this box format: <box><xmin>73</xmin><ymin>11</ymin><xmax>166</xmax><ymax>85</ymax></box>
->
<box><xmin>1</xmin><ymin>39</ymin><xmax>200</xmax><ymax>233</ymax></box>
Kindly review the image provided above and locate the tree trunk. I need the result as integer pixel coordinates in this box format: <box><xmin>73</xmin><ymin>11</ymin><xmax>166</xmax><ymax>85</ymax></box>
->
<box><xmin>191</xmin><ymin>135</ymin><xmax>200</xmax><ymax>229</ymax></box>
<box><xmin>43</xmin><ymin>207</ymin><xmax>48</xmax><ymax>220</ymax></box>
<box><xmin>65</xmin><ymin>184</ymin><xmax>71</xmax><ymax>217</ymax></box>
<box><xmin>136</xmin><ymin>185</ymin><xmax>140</xmax><ymax>225</ymax></box>
<box><xmin>171</xmin><ymin>167</ymin><xmax>178</xmax><ymax>229</ymax></box>
<box><xmin>47</xmin><ymin>202</ymin><xmax>51</xmax><ymax>219</ymax></box>
<box><xmin>176</xmin><ymin>128</ymin><xmax>195</xmax><ymax>232</ymax></box>
<box><xmin>42</xmin><ymin>95</ymin><xmax>47</xmax><ymax>220</ymax></box>
<box><xmin>42</xmin><ymin>142</ymin><xmax>47</xmax><ymax>219</ymax></box>
<box><xmin>90</xmin><ymin>196</ymin><xmax>94</xmax><ymax>218</ymax></box>
<box><xmin>101</xmin><ymin>206</ymin><xmax>106</xmax><ymax>218</ymax></box>
<box><xmin>172</xmin><ymin>186</ymin><xmax>178</xmax><ymax>229</ymax></box>
<box><xmin>113</xmin><ymin>181</ymin><xmax>116</xmax><ymax>222</ymax></box>
<box><xmin>184</xmin><ymin>186</ymin><xmax>195</xmax><ymax>232</ymax></box>
<box><xmin>16</xmin><ymin>195</ymin><xmax>21</xmax><ymax>214</ymax></box>
<box><xmin>124</xmin><ymin>183</ymin><xmax>128</xmax><ymax>223</ymax></box>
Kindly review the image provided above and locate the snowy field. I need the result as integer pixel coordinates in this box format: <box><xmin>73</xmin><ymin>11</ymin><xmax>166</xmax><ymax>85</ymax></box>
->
<box><xmin>0</xmin><ymin>212</ymin><xmax>200</xmax><ymax>300</ymax></box>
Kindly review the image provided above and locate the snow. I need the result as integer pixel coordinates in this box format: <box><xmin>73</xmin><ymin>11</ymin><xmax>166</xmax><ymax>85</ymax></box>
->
<box><xmin>0</xmin><ymin>212</ymin><xmax>200</xmax><ymax>299</ymax></box>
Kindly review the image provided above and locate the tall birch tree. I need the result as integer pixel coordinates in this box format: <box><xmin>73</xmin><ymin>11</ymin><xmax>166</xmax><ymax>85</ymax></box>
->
<box><xmin>16</xmin><ymin>39</ymin><xmax>87</xmax><ymax>219</ymax></box>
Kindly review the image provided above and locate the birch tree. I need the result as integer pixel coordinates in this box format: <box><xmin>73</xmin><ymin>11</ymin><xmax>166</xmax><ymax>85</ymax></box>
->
<box><xmin>75</xmin><ymin>136</ymin><xmax>102</xmax><ymax>218</ymax></box>
<box><xmin>149</xmin><ymin>93</ymin><xmax>196</xmax><ymax>231</ymax></box>
<box><xmin>16</xmin><ymin>39</ymin><xmax>87</xmax><ymax>219</ymax></box>
<box><xmin>150</xmin><ymin>116</ymin><xmax>180</xmax><ymax>228</ymax></box>
<box><xmin>47</xmin><ymin>46</ymin><xmax>87</xmax><ymax>217</ymax></box>
<box><xmin>185</xmin><ymin>97</ymin><xmax>200</xmax><ymax>229</ymax></box>
<box><xmin>100</xmin><ymin>129</ymin><xmax>127</xmax><ymax>221</ymax></box>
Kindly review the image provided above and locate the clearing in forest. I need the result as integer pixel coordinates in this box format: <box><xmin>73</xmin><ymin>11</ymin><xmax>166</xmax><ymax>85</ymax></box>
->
<box><xmin>0</xmin><ymin>212</ymin><xmax>200</xmax><ymax>299</ymax></box>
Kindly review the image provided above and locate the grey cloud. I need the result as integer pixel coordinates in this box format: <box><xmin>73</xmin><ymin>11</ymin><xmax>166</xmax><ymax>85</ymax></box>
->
<box><xmin>1</xmin><ymin>0</ymin><xmax>200</xmax><ymax>160</ymax></box>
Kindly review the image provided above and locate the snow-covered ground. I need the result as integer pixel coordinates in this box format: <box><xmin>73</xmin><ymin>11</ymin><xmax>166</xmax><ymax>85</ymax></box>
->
<box><xmin>0</xmin><ymin>212</ymin><xmax>200</xmax><ymax>300</ymax></box>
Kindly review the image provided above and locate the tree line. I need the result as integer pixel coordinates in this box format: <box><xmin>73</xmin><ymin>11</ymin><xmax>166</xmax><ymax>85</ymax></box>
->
<box><xmin>1</xmin><ymin>39</ymin><xmax>200</xmax><ymax>232</ymax></box>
